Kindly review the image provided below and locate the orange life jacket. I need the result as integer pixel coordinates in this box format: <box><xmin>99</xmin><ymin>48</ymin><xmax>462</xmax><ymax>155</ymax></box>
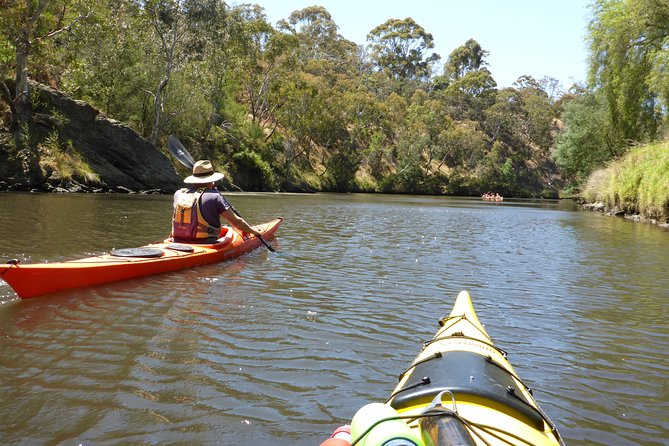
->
<box><xmin>172</xmin><ymin>188</ymin><xmax>220</xmax><ymax>240</ymax></box>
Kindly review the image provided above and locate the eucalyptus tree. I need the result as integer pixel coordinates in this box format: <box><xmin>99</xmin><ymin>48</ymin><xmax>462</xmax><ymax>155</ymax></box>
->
<box><xmin>554</xmin><ymin>90</ymin><xmax>617</xmax><ymax>188</ymax></box>
<box><xmin>483</xmin><ymin>88</ymin><xmax>523</xmax><ymax>146</ymax></box>
<box><xmin>378</xmin><ymin>92</ymin><xmax>417</xmax><ymax>192</ymax></box>
<box><xmin>441</xmin><ymin>68</ymin><xmax>497</xmax><ymax>122</ymax></box>
<box><xmin>180</xmin><ymin>0</ymin><xmax>228</xmax><ymax>105</ymax></box>
<box><xmin>273</xmin><ymin>6</ymin><xmax>366</xmax><ymax>189</ymax></box>
<box><xmin>58</xmin><ymin>1</ymin><xmax>157</xmax><ymax>134</ymax></box>
<box><xmin>227</xmin><ymin>4</ymin><xmax>299</xmax><ymax>133</ymax></box>
<box><xmin>442</xmin><ymin>119</ymin><xmax>489</xmax><ymax>173</ymax></box>
<box><xmin>443</xmin><ymin>38</ymin><xmax>489</xmax><ymax>82</ymax></box>
<box><xmin>0</xmin><ymin>26</ymin><xmax>17</xmax><ymax>127</ymax></box>
<box><xmin>144</xmin><ymin>0</ymin><xmax>190</xmax><ymax>145</ymax></box>
<box><xmin>538</xmin><ymin>76</ymin><xmax>563</xmax><ymax>103</ymax></box>
<box><xmin>645</xmin><ymin>1</ymin><xmax>669</xmax><ymax>119</ymax></box>
<box><xmin>284</xmin><ymin>6</ymin><xmax>337</xmax><ymax>63</ymax></box>
<box><xmin>366</xmin><ymin>17</ymin><xmax>440</xmax><ymax>86</ymax></box>
<box><xmin>0</xmin><ymin>0</ymin><xmax>89</xmax><ymax>140</ymax></box>
<box><xmin>279</xmin><ymin>6</ymin><xmax>360</xmax><ymax>86</ymax></box>
<box><xmin>440</xmin><ymin>39</ymin><xmax>496</xmax><ymax>122</ymax></box>
<box><xmin>588</xmin><ymin>0</ymin><xmax>667</xmax><ymax>145</ymax></box>
<box><xmin>512</xmin><ymin>75</ymin><xmax>557</xmax><ymax>150</ymax></box>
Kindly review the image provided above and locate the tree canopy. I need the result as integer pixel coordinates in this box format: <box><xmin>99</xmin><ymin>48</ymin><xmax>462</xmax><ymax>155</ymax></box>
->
<box><xmin>1</xmin><ymin>0</ymin><xmax>666</xmax><ymax>196</ymax></box>
<box><xmin>367</xmin><ymin>18</ymin><xmax>441</xmax><ymax>83</ymax></box>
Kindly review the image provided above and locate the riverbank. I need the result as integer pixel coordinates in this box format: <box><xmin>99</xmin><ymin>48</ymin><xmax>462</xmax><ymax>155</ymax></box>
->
<box><xmin>579</xmin><ymin>201</ymin><xmax>669</xmax><ymax>228</ymax></box>
<box><xmin>579</xmin><ymin>141</ymin><xmax>669</xmax><ymax>227</ymax></box>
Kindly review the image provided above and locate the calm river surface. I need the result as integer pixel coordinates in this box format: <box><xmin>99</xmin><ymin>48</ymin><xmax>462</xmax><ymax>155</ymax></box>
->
<box><xmin>0</xmin><ymin>192</ymin><xmax>667</xmax><ymax>445</ymax></box>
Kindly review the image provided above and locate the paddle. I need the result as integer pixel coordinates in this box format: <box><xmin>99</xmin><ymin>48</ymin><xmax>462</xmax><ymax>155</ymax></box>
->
<box><xmin>167</xmin><ymin>135</ymin><xmax>196</xmax><ymax>169</ymax></box>
<box><xmin>167</xmin><ymin>135</ymin><xmax>277</xmax><ymax>252</ymax></box>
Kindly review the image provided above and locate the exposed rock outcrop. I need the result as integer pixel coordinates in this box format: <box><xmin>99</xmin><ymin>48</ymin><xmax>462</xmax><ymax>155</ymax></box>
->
<box><xmin>0</xmin><ymin>81</ymin><xmax>182</xmax><ymax>193</ymax></box>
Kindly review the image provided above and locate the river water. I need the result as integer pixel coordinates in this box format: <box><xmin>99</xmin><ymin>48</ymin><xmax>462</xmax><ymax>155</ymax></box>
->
<box><xmin>0</xmin><ymin>192</ymin><xmax>667</xmax><ymax>445</ymax></box>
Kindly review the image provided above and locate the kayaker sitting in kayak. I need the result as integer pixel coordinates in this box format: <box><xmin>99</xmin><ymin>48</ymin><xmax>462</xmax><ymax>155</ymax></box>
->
<box><xmin>172</xmin><ymin>160</ymin><xmax>262</xmax><ymax>243</ymax></box>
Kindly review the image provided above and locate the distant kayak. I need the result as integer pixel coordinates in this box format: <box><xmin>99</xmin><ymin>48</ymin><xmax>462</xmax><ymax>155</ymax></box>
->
<box><xmin>481</xmin><ymin>193</ymin><xmax>504</xmax><ymax>201</ymax></box>
<box><xmin>0</xmin><ymin>217</ymin><xmax>282</xmax><ymax>299</ymax></box>
<box><xmin>333</xmin><ymin>290</ymin><xmax>563</xmax><ymax>446</ymax></box>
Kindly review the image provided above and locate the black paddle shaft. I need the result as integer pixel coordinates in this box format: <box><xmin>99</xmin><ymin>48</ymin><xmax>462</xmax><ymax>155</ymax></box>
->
<box><xmin>167</xmin><ymin>135</ymin><xmax>276</xmax><ymax>252</ymax></box>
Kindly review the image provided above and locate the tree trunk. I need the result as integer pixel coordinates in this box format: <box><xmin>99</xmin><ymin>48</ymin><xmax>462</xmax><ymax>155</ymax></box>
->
<box><xmin>14</xmin><ymin>35</ymin><xmax>33</xmax><ymax>129</ymax></box>
<box><xmin>0</xmin><ymin>80</ymin><xmax>19</xmax><ymax>131</ymax></box>
<box><xmin>149</xmin><ymin>13</ymin><xmax>178</xmax><ymax>146</ymax></box>
<box><xmin>14</xmin><ymin>0</ymin><xmax>50</xmax><ymax>129</ymax></box>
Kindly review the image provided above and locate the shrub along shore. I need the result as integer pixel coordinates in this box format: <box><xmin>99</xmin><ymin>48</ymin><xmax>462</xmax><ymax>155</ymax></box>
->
<box><xmin>580</xmin><ymin>141</ymin><xmax>669</xmax><ymax>226</ymax></box>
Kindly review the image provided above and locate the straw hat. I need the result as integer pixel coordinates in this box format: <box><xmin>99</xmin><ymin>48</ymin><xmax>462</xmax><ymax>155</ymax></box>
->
<box><xmin>184</xmin><ymin>160</ymin><xmax>225</xmax><ymax>184</ymax></box>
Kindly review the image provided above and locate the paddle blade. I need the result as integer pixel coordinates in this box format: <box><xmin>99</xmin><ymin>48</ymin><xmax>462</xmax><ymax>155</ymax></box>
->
<box><xmin>259</xmin><ymin>236</ymin><xmax>277</xmax><ymax>252</ymax></box>
<box><xmin>167</xmin><ymin>135</ymin><xmax>196</xmax><ymax>168</ymax></box>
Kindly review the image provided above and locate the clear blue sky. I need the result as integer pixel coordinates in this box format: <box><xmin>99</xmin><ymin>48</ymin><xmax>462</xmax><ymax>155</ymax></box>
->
<box><xmin>252</xmin><ymin>0</ymin><xmax>592</xmax><ymax>90</ymax></box>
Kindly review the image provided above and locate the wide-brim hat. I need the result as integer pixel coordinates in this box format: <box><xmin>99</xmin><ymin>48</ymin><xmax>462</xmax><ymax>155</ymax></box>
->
<box><xmin>184</xmin><ymin>160</ymin><xmax>225</xmax><ymax>184</ymax></box>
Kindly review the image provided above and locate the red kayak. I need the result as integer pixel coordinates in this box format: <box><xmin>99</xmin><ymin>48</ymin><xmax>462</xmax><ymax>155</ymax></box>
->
<box><xmin>0</xmin><ymin>217</ymin><xmax>282</xmax><ymax>299</ymax></box>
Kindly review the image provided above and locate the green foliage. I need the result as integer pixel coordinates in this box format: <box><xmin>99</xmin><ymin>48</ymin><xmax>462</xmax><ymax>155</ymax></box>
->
<box><xmin>444</xmin><ymin>39</ymin><xmax>489</xmax><ymax>81</ymax></box>
<box><xmin>587</xmin><ymin>0</ymin><xmax>667</xmax><ymax>144</ymax></box>
<box><xmin>554</xmin><ymin>91</ymin><xmax>615</xmax><ymax>188</ymax></box>
<box><xmin>0</xmin><ymin>36</ymin><xmax>12</xmax><ymax>73</ymax></box>
<box><xmin>5</xmin><ymin>0</ymin><xmax>636</xmax><ymax>198</ymax></box>
<box><xmin>285</xmin><ymin>5</ymin><xmax>340</xmax><ymax>63</ymax></box>
<box><xmin>231</xmin><ymin>150</ymin><xmax>277</xmax><ymax>191</ymax></box>
<box><xmin>582</xmin><ymin>141</ymin><xmax>669</xmax><ymax>221</ymax></box>
<box><xmin>38</xmin><ymin>131</ymin><xmax>100</xmax><ymax>184</ymax></box>
<box><xmin>328</xmin><ymin>146</ymin><xmax>362</xmax><ymax>192</ymax></box>
<box><xmin>442</xmin><ymin>120</ymin><xmax>489</xmax><ymax>169</ymax></box>
<box><xmin>353</xmin><ymin>169</ymin><xmax>380</xmax><ymax>192</ymax></box>
<box><xmin>366</xmin><ymin>17</ymin><xmax>441</xmax><ymax>83</ymax></box>
<box><xmin>59</xmin><ymin>1</ymin><xmax>158</xmax><ymax>133</ymax></box>
<box><xmin>648</xmin><ymin>39</ymin><xmax>669</xmax><ymax>122</ymax></box>
<box><xmin>514</xmin><ymin>77</ymin><xmax>556</xmax><ymax>148</ymax></box>
<box><xmin>441</xmin><ymin>69</ymin><xmax>497</xmax><ymax>122</ymax></box>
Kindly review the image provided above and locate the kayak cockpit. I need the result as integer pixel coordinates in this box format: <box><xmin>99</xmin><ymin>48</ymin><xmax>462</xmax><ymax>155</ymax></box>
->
<box><xmin>164</xmin><ymin>225</ymin><xmax>236</xmax><ymax>249</ymax></box>
<box><xmin>388</xmin><ymin>350</ymin><xmax>545</xmax><ymax>430</ymax></box>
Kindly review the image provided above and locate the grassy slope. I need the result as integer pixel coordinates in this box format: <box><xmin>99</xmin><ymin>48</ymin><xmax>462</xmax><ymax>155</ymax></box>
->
<box><xmin>582</xmin><ymin>141</ymin><xmax>669</xmax><ymax>222</ymax></box>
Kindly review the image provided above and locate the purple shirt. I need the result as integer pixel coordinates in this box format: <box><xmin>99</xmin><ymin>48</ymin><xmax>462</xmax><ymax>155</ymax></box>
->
<box><xmin>173</xmin><ymin>187</ymin><xmax>231</xmax><ymax>228</ymax></box>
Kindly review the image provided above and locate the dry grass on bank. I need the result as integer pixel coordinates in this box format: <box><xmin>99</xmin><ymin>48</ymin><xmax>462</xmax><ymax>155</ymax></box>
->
<box><xmin>39</xmin><ymin>131</ymin><xmax>100</xmax><ymax>184</ymax></box>
<box><xmin>582</xmin><ymin>141</ymin><xmax>669</xmax><ymax>222</ymax></box>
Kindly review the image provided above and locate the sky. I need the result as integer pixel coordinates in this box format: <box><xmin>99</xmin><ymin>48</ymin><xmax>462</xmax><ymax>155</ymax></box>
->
<box><xmin>251</xmin><ymin>0</ymin><xmax>592</xmax><ymax>90</ymax></box>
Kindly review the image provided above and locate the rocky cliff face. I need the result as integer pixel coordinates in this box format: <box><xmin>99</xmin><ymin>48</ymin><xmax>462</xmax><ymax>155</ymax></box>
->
<box><xmin>0</xmin><ymin>82</ymin><xmax>182</xmax><ymax>193</ymax></box>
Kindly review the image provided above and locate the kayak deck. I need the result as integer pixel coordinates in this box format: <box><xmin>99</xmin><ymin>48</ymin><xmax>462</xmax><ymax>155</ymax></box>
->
<box><xmin>0</xmin><ymin>217</ymin><xmax>282</xmax><ymax>299</ymax></box>
<box><xmin>349</xmin><ymin>290</ymin><xmax>563</xmax><ymax>446</ymax></box>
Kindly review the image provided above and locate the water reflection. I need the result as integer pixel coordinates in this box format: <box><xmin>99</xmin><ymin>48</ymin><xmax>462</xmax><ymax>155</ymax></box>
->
<box><xmin>0</xmin><ymin>192</ymin><xmax>667</xmax><ymax>445</ymax></box>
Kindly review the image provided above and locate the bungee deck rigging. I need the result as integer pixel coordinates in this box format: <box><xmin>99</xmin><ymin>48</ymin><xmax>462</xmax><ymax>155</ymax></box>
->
<box><xmin>333</xmin><ymin>290</ymin><xmax>564</xmax><ymax>446</ymax></box>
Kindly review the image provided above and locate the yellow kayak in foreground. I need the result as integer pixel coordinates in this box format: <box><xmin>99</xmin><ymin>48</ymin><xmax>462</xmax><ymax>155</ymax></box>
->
<box><xmin>335</xmin><ymin>290</ymin><xmax>564</xmax><ymax>446</ymax></box>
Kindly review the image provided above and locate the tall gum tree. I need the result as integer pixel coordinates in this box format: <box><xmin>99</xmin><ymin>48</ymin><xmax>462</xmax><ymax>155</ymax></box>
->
<box><xmin>145</xmin><ymin>0</ymin><xmax>187</xmax><ymax>145</ymax></box>
<box><xmin>0</xmin><ymin>0</ymin><xmax>88</xmax><ymax>141</ymax></box>
<box><xmin>231</xmin><ymin>4</ymin><xmax>287</xmax><ymax>128</ymax></box>
<box><xmin>444</xmin><ymin>38</ymin><xmax>489</xmax><ymax>82</ymax></box>
<box><xmin>274</xmin><ymin>6</ymin><xmax>363</xmax><ymax>187</ymax></box>
<box><xmin>366</xmin><ymin>17</ymin><xmax>440</xmax><ymax>84</ymax></box>
<box><xmin>588</xmin><ymin>0</ymin><xmax>667</xmax><ymax>145</ymax></box>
